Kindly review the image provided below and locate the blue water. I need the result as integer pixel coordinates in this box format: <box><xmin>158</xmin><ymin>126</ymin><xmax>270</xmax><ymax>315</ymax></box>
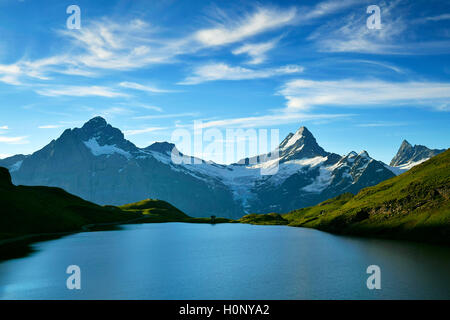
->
<box><xmin>0</xmin><ymin>223</ymin><xmax>449</xmax><ymax>299</ymax></box>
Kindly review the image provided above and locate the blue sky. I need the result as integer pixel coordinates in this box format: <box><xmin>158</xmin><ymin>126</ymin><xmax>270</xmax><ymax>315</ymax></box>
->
<box><xmin>0</xmin><ymin>0</ymin><xmax>449</xmax><ymax>163</ymax></box>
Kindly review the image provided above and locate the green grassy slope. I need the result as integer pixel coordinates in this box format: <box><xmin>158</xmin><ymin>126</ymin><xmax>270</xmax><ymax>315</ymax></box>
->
<box><xmin>0</xmin><ymin>167</ymin><xmax>142</xmax><ymax>240</ymax></box>
<box><xmin>119</xmin><ymin>198</ymin><xmax>233</xmax><ymax>224</ymax></box>
<box><xmin>240</xmin><ymin>149</ymin><xmax>450</xmax><ymax>244</ymax></box>
<box><xmin>120</xmin><ymin>198</ymin><xmax>189</xmax><ymax>220</ymax></box>
<box><xmin>0</xmin><ymin>166</ymin><xmax>231</xmax><ymax>243</ymax></box>
<box><xmin>239</xmin><ymin>213</ymin><xmax>288</xmax><ymax>225</ymax></box>
<box><xmin>0</xmin><ymin>166</ymin><xmax>232</xmax><ymax>260</ymax></box>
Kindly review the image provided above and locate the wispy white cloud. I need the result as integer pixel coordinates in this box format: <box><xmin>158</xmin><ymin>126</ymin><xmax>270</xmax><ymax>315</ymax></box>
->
<box><xmin>60</xmin><ymin>18</ymin><xmax>169</xmax><ymax>71</ymax></box>
<box><xmin>356</xmin><ymin>121</ymin><xmax>409</xmax><ymax>127</ymax></box>
<box><xmin>133</xmin><ymin>112</ymin><xmax>199</xmax><ymax>120</ymax></box>
<box><xmin>419</xmin><ymin>13</ymin><xmax>450</xmax><ymax>22</ymax></box>
<box><xmin>119</xmin><ymin>81</ymin><xmax>173</xmax><ymax>93</ymax></box>
<box><xmin>193</xmin><ymin>0</ymin><xmax>360</xmax><ymax>49</ymax></box>
<box><xmin>280</xmin><ymin>79</ymin><xmax>450</xmax><ymax>111</ymax></box>
<box><xmin>98</xmin><ymin>107</ymin><xmax>134</xmax><ymax>118</ymax></box>
<box><xmin>232</xmin><ymin>38</ymin><xmax>280</xmax><ymax>64</ymax></box>
<box><xmin>0</xmin><ymin>55</ymin><xmax>73</xmax><ymax>85</ymax></box>
<box><xmin>117</xmin><ymin>101</ymin><xmax>163</xmax><ymax>113</ymax></box>
<box><xmin>0</xmin><ymin>19</ymin><xmax>174</xmax><ymax>85</ymax></box>
<box><xmin>301</xmin><ymin>0</ymin><xmax>365</xmax><ymax>21</ymax></box>
<box><xmin>0</xmin><ymin>136</ymin><xmax>28</xmax><ymax>144</ymax></box>
<box><xmin>136</xmin><ymin>105</ymin><xmax>163</xmax><ymax>112</ymax></box>
<box><xmin>0</xmin><ymin>64</ymin><xmax>23</xmax><ymax>85</ymax></box>
<box><xmin>343</xmin><ymin>59</ymin><xmax>405</xmax><ymax>74</ymax></box>
<box><xmin>194</xmin><ymin>7</ymin><xmax>297</xmax><ymax>47</ymax></box>
<box><xmin>195</xmin><ymin>112</ymin><xmax>350</xmax><ymax>129</ymax></box>
<box><xmin>35</xmin><ymin>85</ymin><xmax>128</xmax><ymax>98</ymax></box>
<box><xmin>309</xmin><ymin>8</ymin><xmax>406</xmax><ymax>54</ymax></box>
<box><xmin>180</xmin><ymin>63</ymin><xmax>303</xmax><ymax>84</ymax></box>
<box><xmin>309</xmin><ymin>1</ymin><xmax>450</xmax><ymax>55</ymax></box>
<box><xmin>436</xmin><ymin>103</ymin><xmax>450</xmax><ymax>111</ymax></box>
<box><xmin>38</xmin><ymin>125</ymin><xmax>64</xmax><ymax>129</ymax></box>
<box><xmin>0</xmin><ymin>7</ymin><xmax>296</xmax><ymax>86</ymax></box>
<box><xmin>0</xmin><ymin>125</ymin><xmax>8</xmax><ymax>130</ymax></box>
<box><xmin>0</xmin><ymin>1</ymin><xmax>375</xmax><ymax>87</ymax></box>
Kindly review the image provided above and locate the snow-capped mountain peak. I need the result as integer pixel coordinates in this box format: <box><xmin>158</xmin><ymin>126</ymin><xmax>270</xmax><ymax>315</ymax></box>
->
<box><xmin>81</xmin><ymin>116</ymin><xmax>108</xmax><ymax>132</ymax></box>
<box><xmin>75</xmin><ymin>117</ymin><xmax>138</xmax><ymax>155</ymax></box>
<box><xmin>280</xmin><ymin>126</ymin><xmax>314</xmax><ymax>150</ymax></box>
<box><xmin>278</xmin><ymin>126</ymin><xmax>328</xmax><ymax>161</ymax></box>
<box><xmin>2</xmin><ymin>118</ymin><xmax>437</xmax><ymax>219</ymax></box>
<box><xmin>358</xmin><ymin>150</ymin><xmax>370</xmax><ymax>158</ymax></box>
<box><xmin>387</xmin><ymin>139</ymin><xmax>445</xmax><ymax>175</ymax></box>
<box><xmin>390</xmin><ymin>139</ymin><xmax>445</xmax><ymax>167</ymax></box>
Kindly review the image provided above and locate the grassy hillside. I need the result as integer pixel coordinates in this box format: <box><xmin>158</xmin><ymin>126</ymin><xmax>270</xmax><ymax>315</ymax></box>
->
<box><xmin>239</xmin><ymin>213</ymin><xmax>288</xmax><ymax>225</ymax></box>
<box><xmin>0</xmin><ymin>166</ymin><xmax>231</xmax><ymax>243</ymax></box>
<box><xmin>120</xmin><ymin>198</ymin><xmax>233</xmax><ymax>224</ymax></box>
<box><xmin>240</xmin><ymin>149</ymin><xmax>450</xmax><ymax>244</ymax></box>
<box><xmin>0</xmin><ymin>167</ymin><xmax>142</xmax><ymax>241</ymax></box>
<box><xmin>0</xmin><ymin>166</ymin><xmax>232</xmax><ymax>260</ymax></box>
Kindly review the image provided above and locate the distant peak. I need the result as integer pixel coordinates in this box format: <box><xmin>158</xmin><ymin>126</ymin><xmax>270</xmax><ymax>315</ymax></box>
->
<box><xmin>88</xmin><ymin>116</ymin><xmax>107</xmax><ymax>124</ymax></box>
<box><xmin>276</xmin><ymin>126</ymin><xmax>328</xmax><ymax>160</ymax></box>
<box><xmin>347</xmin><ymin>151</ymin><xmax>357</xmax><ymax>157</ymax></box>
<box><xmin>358</xmin><ymin>150</ymin><xmax>370</xmax><ymax>158</ymax></box>
<box><xmin>296</xmin><ymin>126</ymin><xmax>312</xmax><ymax>137</ymax></box>
<box><xmin>74</xmin><ymin>116</ymin><xmax>136</xmax><ymax>151</ymax></box>
<box><xmin>145</xmin><ymin>141</ymin><xmax>177</xmax><ymax>154</ymax></box>
<box><xmin>82</xmin><ymin>116</ymin><xmax>108</xmax><ymax>131</ymax></box>
<box><xmin>390</xmin><ymin>139</ymin><xmax>445</xmax><ymax>167</ymax></box>
<box><xmin>401</xmin><ymin>140</ymin><xmax>412</xmax><ymax>148</ymax></box>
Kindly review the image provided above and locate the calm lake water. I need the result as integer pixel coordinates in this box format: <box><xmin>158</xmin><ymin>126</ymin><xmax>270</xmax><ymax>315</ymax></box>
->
<box><xmin>0</xmin><ymin>223</ymin><xmax>449</xmax><ymax>299</ymax></box>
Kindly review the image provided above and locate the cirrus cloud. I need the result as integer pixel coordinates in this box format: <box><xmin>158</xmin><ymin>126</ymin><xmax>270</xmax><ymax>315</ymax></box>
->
<box><xmin>0</xmin><ymin>136</ymin><xmax>28</xmax><ymax>144</ymax></box>
<box><xmin>194</xmin><ymin>7</ymin><xmax>297</xmax><ymax>47</ymax></box>
<box><xmin>35</xmin><ymin>85</ymin><xmax>128</xmax><ymax>98</ymax></box>
<box><xmin>280</xmin><ymin>78</ymin><xmax>450</xmax><ymax>111</ymax></box>
<box><xmin>180</xmin><ymin>63</ymin><xmax>303</xmax><ymax>85</ymax></box>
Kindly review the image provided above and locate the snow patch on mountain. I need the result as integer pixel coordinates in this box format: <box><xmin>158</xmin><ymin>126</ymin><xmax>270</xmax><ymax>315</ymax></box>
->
<box><xmin>282</xmin><ymin>130</ymin><xmax>304</xmax><ymax>150</ymax></box>
<box><xmin>262</xmin><ymin>156</ymin><xmax>329</xmax><ymax>185</ymax></box>
<box><xmin>385</xmin><ymin>158</ymin><xmax>429</xmax><ymax>175</ymax></box>
<box><xmin>9</xmin><ymin>160</ymin><xmax>23</xmax><ymax>172</ymax></box>
<box><xmin>302</xmin><ymin>166</ymin><xmax>333</xmax><ymax>193</ymax></box>
<box><xmin>83</xmin><ymin>138</ymin><xmax>131</xmax><ymax>159</ymax></box>
<box><xmin>145</xmin><ymin>145</ymin><xmax>333</xmax><ymax>205</ymax></box>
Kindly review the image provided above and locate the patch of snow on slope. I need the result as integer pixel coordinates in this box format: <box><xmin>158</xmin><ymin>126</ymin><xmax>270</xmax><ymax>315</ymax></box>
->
<box><xmin>261</xmin><ymin>156</ymin><xmax>329</xmax><ymax>185</ymax></box>
<box><xmin>9</xmin><ymin>160</ymin><xmax>23</xmax><ymax>172</ymax></box>
<box><xmin>302</xmin><ymin>166</ymin><xmax>333</xmax><ymax>193</ymax></box>
<box><xmin>146</xmin><ymin>149</ymin><xmax>331</xmax><ymax>207</ymax></box>
<box><xmin>385</xmin><ymin>158</ymin><xmax>429</xmax><ymax>175</ymax></box>
<box><xmin>398</xmin><ymin>158</ymin><xmax>429</xmax><ymax>170</ymax></box>
<box><xmin>83</xmin><ymin>138</ymin><xmax>131</xmax><ymax>159</ymax></box>
<box><xmin>282</xmin><ymin>130</ymin><xmax>303</xmax><ymax>150</ymax></box>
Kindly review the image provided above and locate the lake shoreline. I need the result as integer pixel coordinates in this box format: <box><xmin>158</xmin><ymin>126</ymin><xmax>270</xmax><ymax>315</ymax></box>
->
<box><xmin>2</xmin><ymin>216</ymin><xmax>449</xmax><ymax>263</ymax></box>
<box><xmin>0</xmin><ymin>217</ymin><xmax>234</xmax><ymax>262</ymax></box>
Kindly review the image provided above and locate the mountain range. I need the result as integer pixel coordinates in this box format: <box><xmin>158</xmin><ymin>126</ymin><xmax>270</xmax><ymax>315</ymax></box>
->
<box><xmin>0</xmin><ymin>117</ymin><xmax>446</xmax><ymax>219</ymax></box>
<box><xmin>240</xmin><ymin>149</ymin><xmax>450</xmax><ymax>244</ymax></box>
<box><xmin>388</xmin><ymin>140</ymin><xmax>446</xmax><ymax>173</ymax></box>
